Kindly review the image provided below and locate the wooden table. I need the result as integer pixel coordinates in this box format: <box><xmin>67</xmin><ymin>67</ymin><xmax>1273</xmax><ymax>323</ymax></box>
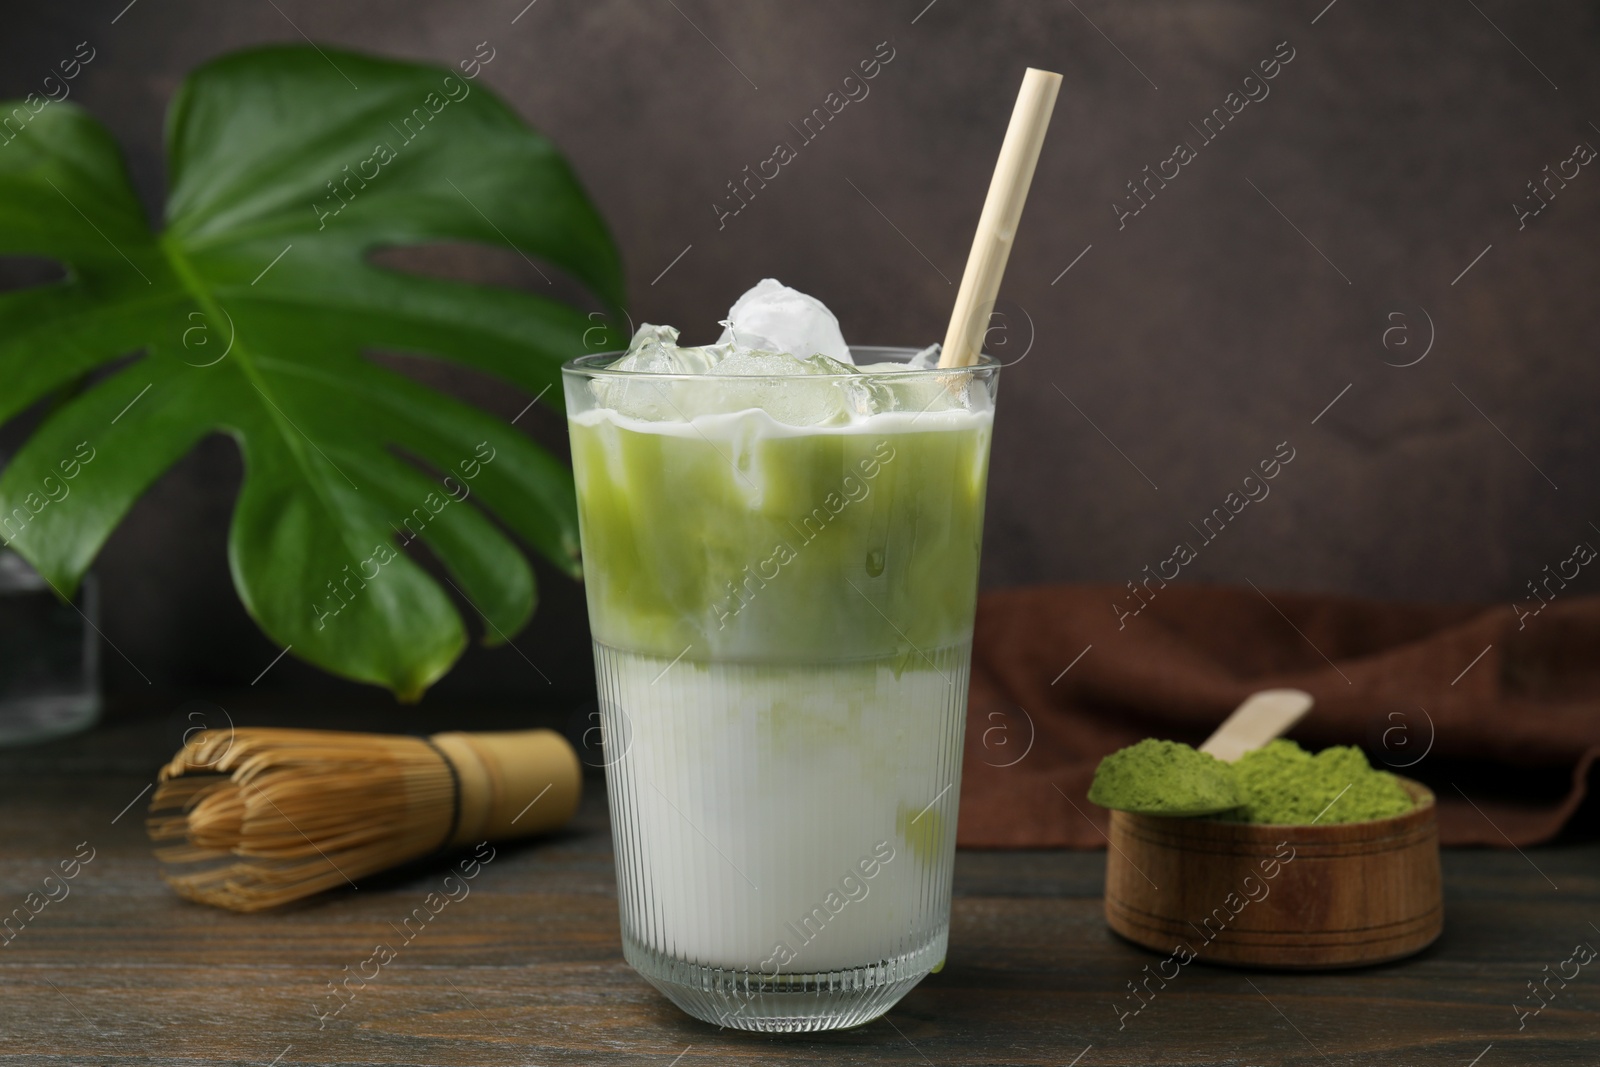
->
<box><xmin>1</xmin><ymin>706</ymin><xmax>1596</xmax><ymax>1066</ymax></box>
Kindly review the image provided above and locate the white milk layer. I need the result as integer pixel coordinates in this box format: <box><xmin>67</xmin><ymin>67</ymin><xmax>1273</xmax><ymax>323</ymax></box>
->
<box><xmin>597</xmin><ymin>642</ymin><xmax>968</xmax><ymax>972</ymax></box>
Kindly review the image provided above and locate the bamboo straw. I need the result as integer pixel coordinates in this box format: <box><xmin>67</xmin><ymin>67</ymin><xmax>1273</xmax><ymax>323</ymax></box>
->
<box><xmin>938</xmin><ymin>68</ymin><xmax>1062</xmax><ymax>369</ymax></box>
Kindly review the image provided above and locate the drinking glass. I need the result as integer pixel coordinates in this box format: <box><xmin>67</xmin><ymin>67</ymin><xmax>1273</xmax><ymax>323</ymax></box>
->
<box><xmin>563</xmin><ymin>347</ymin><xmax>999</xmax><ymax>1031</ymax></box>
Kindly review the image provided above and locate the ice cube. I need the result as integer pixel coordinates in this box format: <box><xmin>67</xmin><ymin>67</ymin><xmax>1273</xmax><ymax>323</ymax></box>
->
<box><xmin>612</xmin><ymin>324</ymin><xmax>686</xmax><ymax>374</ymax></box>
<box><xmin>854</xmin><ymin>345</ymin><xmax>973</xmax><ymax>414</ymax></box>
<box><xmin>611</xmin><ymin>323</ymin><xmax>713</xmax><ymax>374</ymax></box>
<box><xmin>590</xmin><ymin>286</ymin><xmax>866</xmax><ymax>424</ymax></box>
<box><xmin>593</xmin><ymin>325</ymin><xmax>691</xmax><ymax>418</ymax></box>
<box><xmin>716</xmin><ymin>279</ymin><xmax>853</xmax><ymax>365</ymax></box>
<box><xmin>625</xmin><ymin>323</ymin><xmax>680</xmax><ymax>354</ymax></box>
<box><xmin>761</xmin><ymin>378</ymin><xmax>850</xmax><ymax>425</ymax></box>
<box><xmin>713</xmin><ymin>350</ymin><xmax>813</xmax><ymax>377</ymax></box>
<box><xmin>591</xmin><ymin>375</ymin><xmax>679</xmax><ymax>421</ymax></box>
<box><xmin>800</xmin><ymin>353</ymin><xmax>855</xmax><ymax>375</ymax></box>
<box><xmin>882</xmin><ymin>376</ymin><xmax>965</xmax><ymax>414</ymax></box>
<box><xmin>833</xmin><ymin>379</ymin><xmax>887</xmax><ymax>417</ymax></box>
<box><xmin>678</xmin><ymin>348</ymin><xmax>848</xmax><ymax>425</ymax></box>
<box><xmin>832</xmin><ymin>361</ymin><xmax>897</xmax><ymax>417</ymax></box>
<box><xmin>718</xmin><ymin>379</ymin><xmax>848</xmax><ymax>425</ymax></box>
<box><xmin>612</xmin><ymin>324</ymin><xmax>726</xmax><ymax>375</ymax></box>
<box><xmin>854</xmin><ymin>345</ymin><xmax>940</xmax><ymax>377</ymax></box>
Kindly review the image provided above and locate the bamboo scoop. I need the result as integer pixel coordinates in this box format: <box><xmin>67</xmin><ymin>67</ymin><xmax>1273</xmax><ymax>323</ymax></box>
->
<box><xmin>1199</xmin><ymin>688</ymin><xmax>1314</xmax><ymax>763</ymax></box>
<box><xmin>938</xmin><ymin>67</ymin><xmax>1062</xmax><ymax>369</ymax></box>
<box><xmin>1088</xmin><ymin>689</ymin><xmax>1315</xmax><ymax>816</ymax></box>
<box><xmin>147</xmin><ymin>727</ymin><xmax>581</xmax><ymax>912</ymax></box>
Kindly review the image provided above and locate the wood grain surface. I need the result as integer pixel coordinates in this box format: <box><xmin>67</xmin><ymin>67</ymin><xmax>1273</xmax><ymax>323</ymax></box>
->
<box><xmin>0</xmin><ymin>712</ymin><xmax>1595</xmax><ymax>1066</ymax></box>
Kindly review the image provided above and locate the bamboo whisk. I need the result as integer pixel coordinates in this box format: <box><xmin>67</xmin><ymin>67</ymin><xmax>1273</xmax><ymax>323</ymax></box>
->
<box><xmin>147</xmin><ymin>727</ymin><xmax>581</xmax><ymax>912</ymax></box>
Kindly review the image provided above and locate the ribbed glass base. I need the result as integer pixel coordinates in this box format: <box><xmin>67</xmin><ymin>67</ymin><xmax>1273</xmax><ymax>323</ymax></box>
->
<box><xmin>625</xmin><ymin>930</ymin><xmax>944</xmax><ymax>1032</ymax></box>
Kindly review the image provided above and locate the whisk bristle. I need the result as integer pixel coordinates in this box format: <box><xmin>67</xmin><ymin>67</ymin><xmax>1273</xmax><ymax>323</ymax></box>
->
<box><xmin>147</xmin><ymin>728</ymin><xmax>455</xmax><ymax>912</ymax></box>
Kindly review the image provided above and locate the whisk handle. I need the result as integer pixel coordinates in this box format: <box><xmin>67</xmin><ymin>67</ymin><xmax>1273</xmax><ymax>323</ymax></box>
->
<box><xmin>429</xmin><ymin>729</ymin><xmax>582</xmax><ymax>846</ymax></box>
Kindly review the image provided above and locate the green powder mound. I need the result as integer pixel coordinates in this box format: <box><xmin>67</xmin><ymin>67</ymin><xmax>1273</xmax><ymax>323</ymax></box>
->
<box><xmin>1221</xmin><ymin>740</ymin><xmax>1415</xmax><ymax>825</ymax></box>
<box><xmin>1087</xmin><ymin>739</ymin><xmax>1241</xmax><ymax>816</ymax></box>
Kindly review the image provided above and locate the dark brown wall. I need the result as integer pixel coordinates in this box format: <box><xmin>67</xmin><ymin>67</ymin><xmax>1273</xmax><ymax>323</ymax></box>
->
<box><xmin>4</xmin><ymin>1</ymin><xmax>1598</xmax><ymax>706</ymax></box>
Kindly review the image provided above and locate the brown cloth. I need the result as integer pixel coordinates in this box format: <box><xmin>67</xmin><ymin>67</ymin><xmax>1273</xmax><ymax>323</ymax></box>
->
<box><xmin>957</xmin><ymin>584</ymin><xmax>1600</xmax><ymax>849</ymax></box>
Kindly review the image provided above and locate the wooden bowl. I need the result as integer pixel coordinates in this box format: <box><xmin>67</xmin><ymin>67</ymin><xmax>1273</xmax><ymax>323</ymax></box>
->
<box><xmin>1104</xmin><ymin>779</ymin><xmax>1442</xmax><ymax>969</ymax></box>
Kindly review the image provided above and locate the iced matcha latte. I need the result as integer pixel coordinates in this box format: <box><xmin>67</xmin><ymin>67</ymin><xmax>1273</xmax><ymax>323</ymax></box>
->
<box><xmin>563</xmin><ymin>281</ymin><xmax>998</xmax><ymax>1031</ymax></box>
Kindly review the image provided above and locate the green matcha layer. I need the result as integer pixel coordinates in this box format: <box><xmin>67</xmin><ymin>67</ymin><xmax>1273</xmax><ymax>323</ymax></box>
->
<box><xmin>569</xmin><ymin>409</ymin><xmax>992</xmax><ymax>662</ymax></box>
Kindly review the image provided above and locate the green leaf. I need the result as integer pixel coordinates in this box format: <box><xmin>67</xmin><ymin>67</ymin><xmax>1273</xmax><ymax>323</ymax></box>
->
<box><xmin>0</xmin><ymin>45</ymin><xmax>626</xmax><ymax>699</ymax></box>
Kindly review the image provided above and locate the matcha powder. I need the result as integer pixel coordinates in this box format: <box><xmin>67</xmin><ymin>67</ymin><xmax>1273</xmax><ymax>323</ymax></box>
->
<box><xmin>1088</xmin><ymin>737</ymin><xmax>1416</xmax><ymax>825</ymax></box>
<box><xmin>1223</xmin><ymin>740</ymin><xmax>1414</xmax><ymax>825</ymax></box>
<box><xmin>1087</xmin><ymin>739</ymin><xmax>1240</xmax><ymax>816</ymax></box>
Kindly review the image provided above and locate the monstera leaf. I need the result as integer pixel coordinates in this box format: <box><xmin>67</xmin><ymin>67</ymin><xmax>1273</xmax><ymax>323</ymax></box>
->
<box><xmin>0</xmin><ymin>46</ymin><xmax>625</xmax><ymax>699</ymax></box>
